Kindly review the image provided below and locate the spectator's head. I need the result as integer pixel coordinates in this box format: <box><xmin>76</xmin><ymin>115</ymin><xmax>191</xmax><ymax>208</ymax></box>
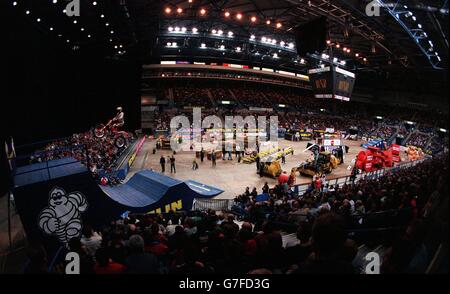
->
<box><xmin>297</xmin><ymin>221</ymin><xmax>312</xmax><ymax>244</ymax></box>
<box><xmin>128</xmin><ymin>235</ymin><xmax>145</xmax><ymax>254</ymax></box>
<box><xmin>311</xmin><ymin>213</ymin><xmax>347</xmax><ymax>259</ymax></box>
<box><xmin>82</xmin><ymin>224</ymin><xmax>94</xmax><ymax>238</ymax></box>
<box><xmin>68</xmin><ymin>238</ymin><xmax>84</xmax><ymax>253</ymax></box>
<box><xmin>241</xmin><ymin>222</ymin><xmax>253</xmax><ymax>232</ymax></box>
<box><xmin>95</xmin><ymin>247</ymin><xmax>110</xmax><ymax>267</ymax></box>
<box><xmin>150</xmin><ymin>223</ymin><xmax>160</xmax><ymax>236</ymax></box>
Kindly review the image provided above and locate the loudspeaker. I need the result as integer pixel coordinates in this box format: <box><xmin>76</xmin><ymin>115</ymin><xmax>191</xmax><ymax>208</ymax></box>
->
<box><xmin>294</xmin><ymin>16</ymin><xmax>328</xmax><ymax>56</ymax></box>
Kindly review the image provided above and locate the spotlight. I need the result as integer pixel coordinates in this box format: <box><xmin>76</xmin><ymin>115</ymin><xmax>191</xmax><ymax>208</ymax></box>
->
<box><xmin>288</xmin><ymin>43</ymin><xmax>295</xmax><ymax>49</ymax></box>
<box><xmin>280</xmin><ymin>41</ymin><xmax>286</xmax><ymax>46</ymax></box>
<box><xmin>192</xmin><ymin>27</ymin><xmax>198</xmax><ymax>33</ymax></box>
<box><xmin>224</xmin><ymin>11</ymin><xmax>230</xmax><ymax>17</ymax></box>
<box><xmin>250</xmin><ymin>35</ymin><xmax>256</xmax><ymax>40</ymax></box>
<box><xmin>228</xmin><ymin>31</ymin><xmax>234</xmax><ymax>37</ymax></box>
<box><xmin>177</xmin><ymin>8</ymin><xmax>183</xmax><ymax>14</ymax></box>
<box><xmin>181</xmin><ymin>27</ymin><xmax>187</xmax><ymax>33</ymax></box>
<box><xmin>273</xmin><ymin>53</ymin><xmax>279</xmax><ymax>58</ymax></box>
<box><xmin>200</xmin><ymin>43</ymin><xmax>206</xmax><ymax>48</ymax></box>
<box><xmin>236</xmin><ymin>47</ymin><xmax>241</xmax><ymax>52</ymax></box>
<box><xmin>261</xmin><ymin>37</ymin><xmax>267</xmax><ymax>42</ymax></box>
<box><xmin>217</xmin><ymin>30</ymin><xmax>223</xmax><ymax>35</ymax></box>
<box><xmin>168</xmin><ymin>27</ymin><xmax>174</xmax><ymax>32</ymax></box>
<box><xmin>266</xmin><ymin>20</ymin><xmax>271</xmax><ymax>25</ymax></box>
<box><xmin>13</xmin><ymin>1</ymin><xmax>18</xmax><ymax>6</ymax></box>
<box><xmin>236</xmin><ymin>13</ymin><xmax>243</xmax><ymax>20</ymax></box>
<box><xmin>200</xmin><ymin>8</ymin><xmax>206</xmax><ymax>15</ymax></box>
<box><xmin>175</xmin><ymin>26</ymin><xmax>180</xmax><ymax>32</ymax></box>
<box><xmin>251</xmin><ymin>16</ymin><xmax>257</xmax><ymax>22</ymax></box>
<box><xmin>165</xmin><ymin>7</ymin><xmax>172</xmax><ymax>14</ymax></box>
<box><xmin>212</xmin><ymin>29</ymin><xmax>217</xmax><ymax>34</ymax></box>
<box><xmin>276</xmin><ymin>22</ymin><xmax>282</xmax><ymax>28</ymax></box>
<box><xmin>220</xmin><ymin>45</ymin><xmax>225</xmax><ymax>50</ymax></box>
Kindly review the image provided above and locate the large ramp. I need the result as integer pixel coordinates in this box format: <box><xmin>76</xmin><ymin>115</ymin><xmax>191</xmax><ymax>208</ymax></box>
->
<box><xmin>13</xmin><ymin>158</ymin><xmax>223</xmax><ymax>256</ymax></box>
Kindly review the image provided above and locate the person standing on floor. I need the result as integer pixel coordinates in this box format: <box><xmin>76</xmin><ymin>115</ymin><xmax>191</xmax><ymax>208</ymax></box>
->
<box><xmin>170</xmin><ymin>155</ymin><xmax>176</xmax><ymax>174</ymax></box>
<box><xmin>211</xmin><ymin>152</ymin><xmax>217</xmax><ymax>167</ymax></box>
<box><xmin>200</xmin><ymin>148</ymin><xmax>205</xmax><ymax>163</ymax></box>
<box><xmin>255</xmin><ymin>155</ymin><xmax>260</xmax><ymax>172</ymax></box>
<box><xmin>160</xmin><ymin>156</ymin><xmax>166</xmax><ymax>173</ymax></box>
<box><xmin>281</xmin><ymin>150</ymin><xmax>286</xmax><ymax>164</ymax></box>
<box><xmin>192</xmin><ymin>159</ymin><xmax>199</xmax><ymax>170</ymax></box>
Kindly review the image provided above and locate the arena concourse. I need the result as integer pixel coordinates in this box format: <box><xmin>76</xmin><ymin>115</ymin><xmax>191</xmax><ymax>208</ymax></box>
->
<box><xmin>1</xmin><ymin>0</ymin><xmax>449</xmax><ymax>278</ymax></box>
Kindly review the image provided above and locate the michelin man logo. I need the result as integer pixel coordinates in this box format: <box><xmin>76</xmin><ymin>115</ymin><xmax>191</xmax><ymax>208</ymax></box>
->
<box><xmin>38</xmin><ymin>187</ymin><xmax>88</xmax><ymax>247</ymax></box>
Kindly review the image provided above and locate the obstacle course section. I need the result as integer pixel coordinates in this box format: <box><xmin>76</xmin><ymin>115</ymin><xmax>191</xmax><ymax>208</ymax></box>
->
<box><xmin>13</xmin><ymin>157</ymin><xmax>223</xmax><ymax>255</ymax></box>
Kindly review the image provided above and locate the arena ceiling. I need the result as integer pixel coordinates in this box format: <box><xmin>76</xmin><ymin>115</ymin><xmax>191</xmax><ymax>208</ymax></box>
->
<box><xmin>5</xmin><ymin>0</ymin><xmax>449</xmax><ymax>95</ymax></box>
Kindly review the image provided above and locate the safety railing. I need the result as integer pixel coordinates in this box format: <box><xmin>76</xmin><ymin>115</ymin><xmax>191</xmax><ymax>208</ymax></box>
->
<box><xmin>191</xmin><ymin>157</ymin><xmax>430</xmax><ymax>213</ymax></box>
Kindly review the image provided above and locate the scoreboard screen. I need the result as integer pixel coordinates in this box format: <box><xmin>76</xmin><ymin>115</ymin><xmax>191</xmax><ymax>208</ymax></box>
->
<box><xmin>308</xmin><ymin>66</ymin><xmax>333</xmax><ymax>99</ymax></box>
<box><xmin>333</xmin><ymin>67</ymin><xmax>356</xmax><ymax>101</ymax></box>
<box><xmin>308</xmin><ymin>66</ymin><xmax>356</xmax><ymax>101</ymax></box>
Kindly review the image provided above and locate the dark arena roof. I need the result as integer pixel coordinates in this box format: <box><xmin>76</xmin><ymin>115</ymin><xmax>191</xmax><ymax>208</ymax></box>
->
<box><xmin>1</xmin><ymin>0</ymin><xmax>449</xmax><ymax>280</ymax></box>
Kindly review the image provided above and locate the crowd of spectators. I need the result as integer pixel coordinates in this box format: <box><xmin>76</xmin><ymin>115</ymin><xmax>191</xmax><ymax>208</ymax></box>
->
<box><xmin>25</xmin><ymin>152</ymin><xmax>448</xmax><ymax>274</ymax></box>
<box><xmin>173</xmin><ymin>87</ymin><xmax>213</xmax><ymax>108</ymax></box>
<box><xmin>427</xmin><ymin>136</ymin><xmax>448</xmax><ymax>154</ymax></box>
<box><xmin>407</xmin><ymin>133</ymin><xmax>431</xmax><ymax>149</ymax></box>
<box><xmin>149</xmin><ymin>86</ymin><xmax>450</xmax><ymax>150</ymax></box>
<box><xmin>230</xmin><ymin>88</ymin><xmax>273</xmax><ymax>108</ymax></box>
<box><xmin>155</xmin><ymin>111</ymin><xmax>174</xmax><ymax>131</ymax></box>
<box><xmin>30</xmin><ymin>130</ymin><xmax>135</xmax><ymax>175</ymax></box>
<box><xmin>373</xmin><ymin>125</ymin><xmax>397</xmax><ymax>141</ymax></box>
<box><xmin>209</xmin><ymin>88</ymin><xmax>233</xmax><ymax>103</ymax></box>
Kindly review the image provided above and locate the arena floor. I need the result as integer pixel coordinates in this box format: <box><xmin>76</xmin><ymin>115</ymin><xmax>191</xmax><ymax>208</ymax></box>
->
<box><xmin>129</xmin><ymin>138</ymin><xmax>401</xmax><ymax>200</ymax></box>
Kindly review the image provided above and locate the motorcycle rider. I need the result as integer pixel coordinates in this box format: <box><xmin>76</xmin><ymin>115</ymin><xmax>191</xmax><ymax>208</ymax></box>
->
<box><xmin>111</xmin><ymin>107</ymin><xmax>125</xmax><ymax>129</ymax></box>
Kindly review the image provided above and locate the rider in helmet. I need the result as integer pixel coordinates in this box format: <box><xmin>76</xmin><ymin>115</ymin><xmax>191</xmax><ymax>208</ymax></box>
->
<box><xmin>111</xmin><ymin>107</ymin><xmax>125</xmax><ymax>129</ymax></box>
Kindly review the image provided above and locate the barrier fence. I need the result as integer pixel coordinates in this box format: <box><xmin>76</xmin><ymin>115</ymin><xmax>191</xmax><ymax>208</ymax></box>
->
<box><xmin>192</xmin><ymin>157</ymin><xmax>429</xmax><ymax>212</ymax></box>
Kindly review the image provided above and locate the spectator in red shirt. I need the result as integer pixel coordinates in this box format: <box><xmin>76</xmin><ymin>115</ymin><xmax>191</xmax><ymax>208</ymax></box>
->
<box><xmin>93</xmin><ymin>248</ymin><xmax>126</xmax><ymax>274</ymax></box>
